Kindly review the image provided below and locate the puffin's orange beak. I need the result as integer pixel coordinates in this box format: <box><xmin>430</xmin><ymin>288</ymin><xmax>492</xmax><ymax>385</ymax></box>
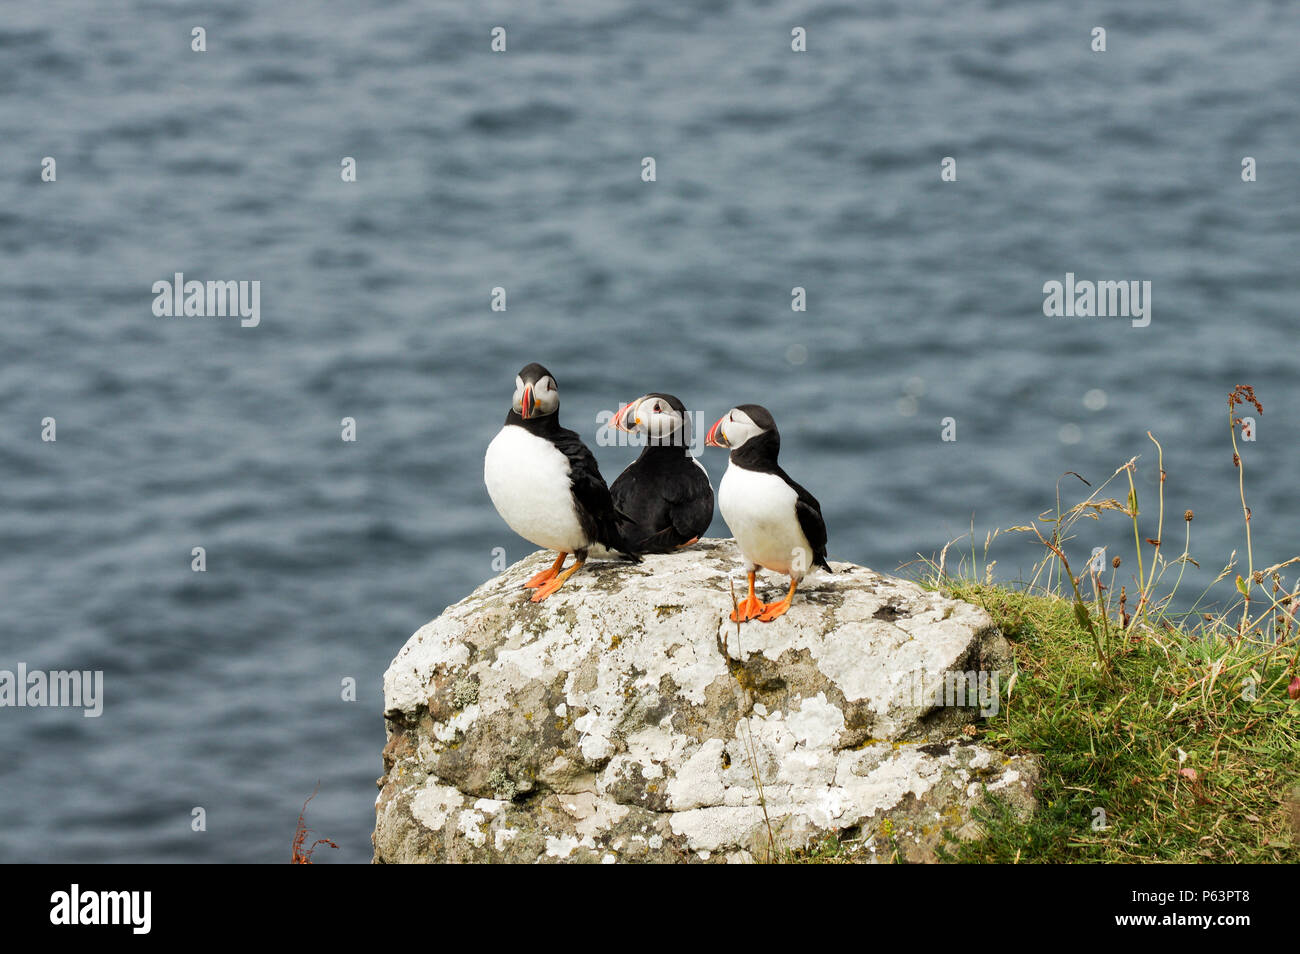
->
<box><xmin>520</xmin><ymin>385</ymin><xmax>534</xmax><ymax>419</ymax></box>
<box><xmin>705</xmin><ymin>415</ymin><xmax>729</xmax><ymax>448</ymax></box>
<box><xmin>609</xmin><ymin>400</ymin><xmax>638</xmax><ymax>433</ymax></box>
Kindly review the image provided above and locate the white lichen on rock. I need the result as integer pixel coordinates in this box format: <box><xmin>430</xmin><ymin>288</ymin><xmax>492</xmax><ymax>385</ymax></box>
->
<box><xmin>372</xmin><ymin>539</ymin><xmax>1036</xmax><ymax>863</ymax></box>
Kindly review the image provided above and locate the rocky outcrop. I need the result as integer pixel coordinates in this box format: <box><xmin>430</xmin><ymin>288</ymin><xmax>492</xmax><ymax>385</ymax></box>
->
<box><xmin>373</xmin><ymin>539</ymin><xmax>1035</xmax><ymax>863</ymax></box>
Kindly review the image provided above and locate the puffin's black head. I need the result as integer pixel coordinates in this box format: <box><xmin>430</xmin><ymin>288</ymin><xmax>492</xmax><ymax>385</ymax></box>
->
<box><xmin>512</xmin><ymin>363</ymin><xmax>559</xmax><ymax>420</ymax></box>
<box><xmin>609</xmin><ymin>392</ymin><xmax>692</xmax><ymax>446</ymax></box>
<box><xmin>705</xmin><ymin>403</ymin><xmax>778</xmax><ymax>452</ymax></box>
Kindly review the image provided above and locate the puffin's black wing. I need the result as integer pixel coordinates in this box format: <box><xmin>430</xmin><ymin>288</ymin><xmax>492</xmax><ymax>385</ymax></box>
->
<box><xmin>668</xmin><ymin>462</ymin><xmax>715</xmax><ymax>543</ymax></box>
<box><xmin>609</xmin><ymin>466</ymin><xmax>664</xmax><ymax>550</ymax></box>
<box><xmin>780</xmin><ymin>469</ymin><xmax>831</xmax><ymax>572</ymax></box>
<box><xmin>552</xmin><ymin>426</ymin><xmax>640</xmax><ymax>558</ymax></box>
<box><xmin>611</xmin><ymin>454</ymin><xmax>713</xmax><ymax>552</ymax></box>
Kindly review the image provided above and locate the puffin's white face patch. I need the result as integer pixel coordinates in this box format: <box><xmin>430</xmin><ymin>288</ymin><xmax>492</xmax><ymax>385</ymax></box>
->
<box><xmin>512</xmin><ymin>374</ymin><xmax>560</xmax><ymax>418</ymax></box>
<box><xmin>635</xmin><ymin>397</ymin><xmax>686</xmax><ymax>445</ymax></box>
<box><xmin>719</xmin><ymin>408</ymin><xmax>763</xmax><ymax>449</ymax></box>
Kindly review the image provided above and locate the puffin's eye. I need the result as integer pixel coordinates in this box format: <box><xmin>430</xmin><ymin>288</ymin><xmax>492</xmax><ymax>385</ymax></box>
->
<box><xmin>653</xmin><ymin>403</ymin><xmax>662</xmax><ymax>413</ymax></box>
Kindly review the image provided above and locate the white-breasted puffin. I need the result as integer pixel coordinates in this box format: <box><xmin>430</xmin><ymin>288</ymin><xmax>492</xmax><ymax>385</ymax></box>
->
<box><xmin>484</xmin><ymin>363</ymin><xmax>638</xmax><ymax>602</ymax></box>
<box><xmin>705</xmin><ymin>404</ymin><xmax>831</xmax><ymax>622</ymax></box>
<box><xmin>607</xmin><ymin>393</ymin><xmax>714</xmax><ymax>553</ymax></box>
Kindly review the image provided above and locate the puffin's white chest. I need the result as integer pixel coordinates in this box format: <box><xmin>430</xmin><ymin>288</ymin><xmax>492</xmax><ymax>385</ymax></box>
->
<box><xmin>718</xmin><ymin>462</ymin><xmax>813</xmax><ymax>577</ymax></box>
<box><xmin>484</xmin><ymin>425</ymin><xmax>589</xmax><ymax>553</ymax></box>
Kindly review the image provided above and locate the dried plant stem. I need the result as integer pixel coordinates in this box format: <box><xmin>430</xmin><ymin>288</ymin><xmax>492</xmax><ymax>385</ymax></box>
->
<box><xmin>290</xmin><ymin>782</ymin><xmax>338</xmax><ymax>864</ymax></box>
<box><xmin>726</xmin><ymin>578</ymin><xmax>776</xmax><ymax>860</ymax></box>
<box><xmin>1124</xmin><ymin>464</ymin><xmax>1146</xmax><ymax>621</ymax></box>
<box><xmin>1133</xmin><ymin>431</ymin><xmax>1166</xmax><ymax>625</ymax></box>
<box><xmin>1166</xmin><ymin>519</ymin><xmax>1194</xmax><ymax>608</ymax></box>
<box><xmin>1228</xmin><ymin>399</ymin><xmax>1254</xmax><ymax>635</ymax></box>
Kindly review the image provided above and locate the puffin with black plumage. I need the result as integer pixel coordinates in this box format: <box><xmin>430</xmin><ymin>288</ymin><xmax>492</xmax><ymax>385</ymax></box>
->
<box><xmin>705</xmin><ymin>404</ymin><xmax>831</xmax><ymax>622</ymax></box>
<box><xmin>607</xmin><ymin>393</ymin><xmax>714</xmax><ymax>553</ymax></box>
<box><xmin>484</xmin><ymin>363</ymin><xmax>638</xmax><ymax>602</ymax></box>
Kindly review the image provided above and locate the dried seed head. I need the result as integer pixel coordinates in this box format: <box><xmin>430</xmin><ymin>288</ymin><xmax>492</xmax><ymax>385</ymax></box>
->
<box><xmin>1184</xmin><ymin>510</ymin><xmax>1194</xmax><ymax>522</ymax></box>
<box><xmin>1111</xmin><ymin>556</ymin><xmax>1121</xmax><ymax>569</ymax></box>
<box><xmin>1230</xmin><ymin>384</ymin><xmax>1264</xmax><ymax>414</ymax></box>
<box><xmin>1253</xmin><ymin>571</ymin><xmax>1264</xmax><ymax>584</ymax></box>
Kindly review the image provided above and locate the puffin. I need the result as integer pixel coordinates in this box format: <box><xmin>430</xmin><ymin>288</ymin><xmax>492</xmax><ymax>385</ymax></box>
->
<box><xmin>607</xmin><ymin>393</ymin><xmax>715</xmax><ymax>553</ymax></box>
<box><xmin>705</xmin><ymin>404</ymin><xmax>831</xmax><ymax>622</ymax></box>
<box><xmin>484</xmin><ymin>363</ymin><xmax>637</xmax><ymax>602</ymax></box>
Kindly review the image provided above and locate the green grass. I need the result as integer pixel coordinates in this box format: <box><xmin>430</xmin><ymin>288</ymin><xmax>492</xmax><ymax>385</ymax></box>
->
<box><xmin>926</xmin><ymin>578</ymin><xmax>1299</xmax><ymax>863</ymax></box>
<box><xmin>785</xmin><ymin>391</ymin><xmax>1300</xmax><ymax>863</ymax></box>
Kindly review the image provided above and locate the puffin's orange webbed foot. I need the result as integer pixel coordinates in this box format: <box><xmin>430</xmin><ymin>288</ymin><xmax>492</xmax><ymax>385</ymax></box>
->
<box><xmin>675</xmin><ymin>537</ymin><xmax>700</xmax><ymax>548</ymax></box>
<box><xmin>731</xmin><ymin>596</ymin><xmax>765</xmax><ymax>622</ymax></box>
<box><xmin>530</xmin><ymin>579</ymin><xmax>563</xmax><ymax>602</ymax></box>
<box><xmin>530</xmin><ymin>558</ymin><xmax>585</xmax><ymax>603</ymax></box>
<box><xmin>757</xmin><ymin>579</ymin><xmax>799</xmax><ymax>622</ymax></box>
<box><xmin>730</xmin><ymin>570</ymin><xmax>764</xmax><ymax>622</ymax></box>
<box><xmin>523</xmin><ymin>568</ymin><xmax>557</xmax><ymax>589</ymax></box>
<box><xmin>524</xmin><ymin>553</ymin><xmax>567</xmax><ymax>589</ymax></box>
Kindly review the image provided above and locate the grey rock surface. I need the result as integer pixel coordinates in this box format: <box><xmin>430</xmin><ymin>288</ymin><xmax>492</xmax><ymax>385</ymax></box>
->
<box><xmin>373</xmin><ymin>539</ymin><xmax>1035</xmax><ymax>863</ymax></box>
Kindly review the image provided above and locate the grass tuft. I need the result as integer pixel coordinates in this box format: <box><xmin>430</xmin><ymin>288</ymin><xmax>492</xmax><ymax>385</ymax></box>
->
<box><xmin>921</xmin><ymin>579</ymin><xmax>1298</xmax><ymax>862</ymax></box>
<box><xmin>906</xmin><ymin>387</ymin><xmax>1299</xmax><ymax>862</ymax></box>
